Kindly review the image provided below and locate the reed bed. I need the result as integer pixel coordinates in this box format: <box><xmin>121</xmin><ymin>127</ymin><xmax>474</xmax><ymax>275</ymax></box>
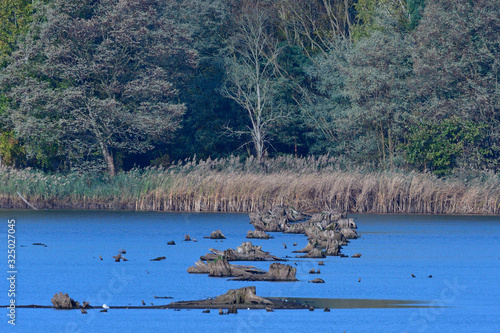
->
<box><xmin>1</xmin><ymin>155</ymin><xmax>499</xmax><ymax>214</ymax></box>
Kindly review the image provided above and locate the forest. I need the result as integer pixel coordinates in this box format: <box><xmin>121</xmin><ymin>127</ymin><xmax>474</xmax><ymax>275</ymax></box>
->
<box><xmin>0</xmin><ymin>0</ymin><xmax>499</xmax><ymax>214</ymax></box>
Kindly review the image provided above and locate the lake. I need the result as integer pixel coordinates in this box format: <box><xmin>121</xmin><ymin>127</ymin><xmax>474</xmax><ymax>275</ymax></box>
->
<box><xmin>1</xmin><ymin>210</ymin><xmax>499</xmax><ymax>332</ymax></box>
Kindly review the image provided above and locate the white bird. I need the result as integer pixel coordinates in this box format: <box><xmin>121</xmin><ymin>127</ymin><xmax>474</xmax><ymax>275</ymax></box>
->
<box><xmin>102</xmin><ymin>304</ymin><xmax>110</xmax><ymax>309</ymax></box>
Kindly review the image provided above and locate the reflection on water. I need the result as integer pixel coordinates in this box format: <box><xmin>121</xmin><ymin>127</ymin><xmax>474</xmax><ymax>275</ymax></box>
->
<box><xmin>267</xmin><ymin>297</ymin><xmax>442</xmax><ymax>309</ymax></box>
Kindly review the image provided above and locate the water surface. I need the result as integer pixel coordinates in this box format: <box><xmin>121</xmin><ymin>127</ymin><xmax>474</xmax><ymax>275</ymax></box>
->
<box><xmin>1</xmin><ymin>210</ymin><xmax>499</xmax><ymax>332</ymax></box>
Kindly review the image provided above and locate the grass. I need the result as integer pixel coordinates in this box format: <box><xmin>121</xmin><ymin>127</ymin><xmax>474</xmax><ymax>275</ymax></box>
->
<box><xmin>1</xmin><ymin>155</ymin><xmax>499</xmax><ymax>214</ymax></box>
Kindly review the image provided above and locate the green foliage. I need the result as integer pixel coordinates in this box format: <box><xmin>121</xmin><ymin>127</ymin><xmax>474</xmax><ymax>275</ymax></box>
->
<box><xmin>0</xmin><ymin>0</ymin><xmax>33</xmax><ymax>64</ymax></box>
<box><xmin>2</xmin><ymin>0</ymin><xmax>197</xmax><ymax>175</ymax></box>
<box><xmin>0</xmin><ymin>130</ymin><xmax>24</xmax><ymax>166</ymax></box>
<box><xmin>404</xmin><ymin>118</ymin><xmax>493</xmax><ymax>175</ymax></box>
<box><xmin>406</xmin><ymin>0</ymin><xmax>425</xmax><ymax>29</ymax></box>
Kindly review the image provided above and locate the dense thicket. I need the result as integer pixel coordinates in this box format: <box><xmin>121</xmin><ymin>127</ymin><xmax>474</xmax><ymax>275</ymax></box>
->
<box><xmin>0</xmin><ymin>0</ymin><xmax>498</xmax><ymax>177</ymax></box>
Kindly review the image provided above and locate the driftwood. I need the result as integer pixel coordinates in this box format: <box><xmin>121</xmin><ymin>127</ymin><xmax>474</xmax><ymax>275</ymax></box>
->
<box><xmin>17</xmin><ymin>191</ymin><xmax>38</xmax><ymax>210</ymax></box>
<box><xmin>150</xmin><ymin>256</ymin><xmax>166</xmax><ymax>261</ymax></box>
<box><xmin>203</xmin><ymin>286</ymin><xmax>273</xmax><ymax>306</ymax></box>
<box><xmin>187</xmin><ymin>259</ymin><xmax>265</xmax><ymax>276</ymax></box>
<box><xmin>209</xmin><ymin>230</ymin><xmax>226</xmax><ymax>239</ymax></box>
<box><xmin>249</xmin><ymin>206</ymin><xmax>309</xmax><ymax>232</ymax></box>
<box><xmin>232</xmin><ymin>263</ymin><xmax>298</xmax><ymax>281</ymax></box>
<box><xmin>341</xmin><ymin>227</ymin><xmax>359</xmax><ymax>239</ymax></box>
<box><xmin>296</xmin><ymin>248</ymin><xmax>325</xmax><ymax>258</ymax></box>
<box><xmin>200</xmin><ymin>242</ymin><xmax>281</xmax><ymax>261</ymax></box>
<box><xmin>51</xmin><ymin>292</ymin><xmax>79</xmax><ymax>309</ymax></box>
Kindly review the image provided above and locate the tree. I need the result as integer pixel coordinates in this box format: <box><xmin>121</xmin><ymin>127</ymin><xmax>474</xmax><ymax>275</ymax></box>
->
<box><xmin>221</xmin><ymin>0</ymin><xmax>286</xmax><ymax>162</ymax></box>
<box><xmin>304</xmin><ymin>12</ymin><xmax>412</xmax><ymax>167</ymax></box>
<box><xmin>411</xmin><ymin>0</ymin><xmax>500</xmax><ymax>170</ymax></box>
<box><xmin>2</xmin><ymin>0</ymin><xmax>197</xmax><ymax>175</ymax></box>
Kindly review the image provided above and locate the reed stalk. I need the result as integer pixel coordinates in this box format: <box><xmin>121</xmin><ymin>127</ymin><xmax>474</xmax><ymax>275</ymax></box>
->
<box><xmin>1</xmin><ymin>155</ymin><xmax>499</xmax><ymax>214</ymax></box>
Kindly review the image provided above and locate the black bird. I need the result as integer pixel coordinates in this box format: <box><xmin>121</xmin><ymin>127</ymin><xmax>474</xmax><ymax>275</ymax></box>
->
<box><xmin>411</xmin><ymin>274</ymin><xmax>416</xmax><ymax>278</ymax></box>
<box><xmin>428</xmin><ymin>275</ymin><xmax>432</xmax><ymax>278</ymax></box>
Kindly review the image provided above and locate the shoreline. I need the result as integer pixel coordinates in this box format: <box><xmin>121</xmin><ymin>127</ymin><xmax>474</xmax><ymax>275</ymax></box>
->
<box><xmin>1</xmin><ymin>196</ymin><xmax>499</xmax><ymax>215</ymax></box>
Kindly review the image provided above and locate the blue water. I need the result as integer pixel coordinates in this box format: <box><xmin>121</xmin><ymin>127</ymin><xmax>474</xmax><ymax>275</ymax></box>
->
<box><xmin>0</xmin><ymin>210</ymin><xmax>499</xmax><ymax>332</ymax></box>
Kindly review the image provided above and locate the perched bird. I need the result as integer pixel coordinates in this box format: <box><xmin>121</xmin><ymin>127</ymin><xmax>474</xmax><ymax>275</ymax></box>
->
<box><xmin>102</xmin><ymin>304</ymin><xmax>110</xmax><ymax>309</ymax></box>
<box><xmin>142</xmin><ymin>300</ymin><xmax>145</xmax><ymax>306</ymax></box>
<box><xmin>283</xmin><ymin>243</ymin><xmax>287</xmax><ymax>249</ymax></box>
<box><xmin>411</xmin><ymin>274</ymin><xmax>416</xmax><ymax>278</ymax></box>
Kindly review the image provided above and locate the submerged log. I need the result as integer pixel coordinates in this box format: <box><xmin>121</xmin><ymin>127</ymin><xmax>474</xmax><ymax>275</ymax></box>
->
<box><xmin>51</xmin><ymin>292</ymin><xmax>79</xmax><ymax>309</ymax></box>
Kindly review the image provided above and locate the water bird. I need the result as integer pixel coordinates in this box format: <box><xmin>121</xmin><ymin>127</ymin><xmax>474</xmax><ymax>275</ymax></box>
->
<box><xmin>358</xmin><ymin>278</ymin><xmax>361</xmax><ymax>282</ymax></box>
<box><xmin>283</xmin><ymin>243</ymin><xmax>287</xmax><ymax>249</ymax></box>
<box><xmin>411</xmin><ymin>274</ymin><xmax>416</xmax><ymax>278</ymax></box>
<box><xmin>99</xmin><ymin>255</ymin><xmax>103</xmax><ymax>260</ymax></box>
<box><xmin>102</xmin><ymin>304</ymin><xmax>109</xmax><ymax>309</ymax></box>
<box><xmin>294</xmin><ymin>262</ymin><xmax>297</xmax><ymax>266</ymax></box>
<box><xmin>428</xmin><ymin>275</ymin><xmax>432</xmax><ymax>278</ymax></box>
<box><xmin>142</xmin><ymin>300</ymin><xmax>145</xmax><ymax>305</ymax></box>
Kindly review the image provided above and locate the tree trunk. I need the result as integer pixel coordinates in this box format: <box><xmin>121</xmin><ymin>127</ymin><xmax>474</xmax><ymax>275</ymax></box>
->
<box><xmin>100</xmin><ymin>142</ymin><xmax>116</xmax><ymax>177</ymax></box>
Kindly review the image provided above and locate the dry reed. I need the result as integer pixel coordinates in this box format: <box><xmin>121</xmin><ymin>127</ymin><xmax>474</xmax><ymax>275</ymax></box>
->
<box><xmin>1</xmin><ymin>155</ymin><xmax>499</xmax><ymax>214</ymax></box>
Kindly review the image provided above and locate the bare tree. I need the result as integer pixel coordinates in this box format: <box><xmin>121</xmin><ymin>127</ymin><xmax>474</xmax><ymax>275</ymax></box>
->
<box><xmin>221</xmin><ymin>1</ymin><xmax>285</xmax><ymax>162</ymax></box>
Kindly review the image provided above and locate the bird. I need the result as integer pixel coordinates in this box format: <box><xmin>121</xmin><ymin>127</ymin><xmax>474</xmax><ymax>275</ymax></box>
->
<box><xmin>102</xmin><ymin>304</ymin><xmax>110</xmax><ymax>309</ymax></box>
<box><xmin>428</xmin><ymin>275</ymin><xmax>433</xmax><ymax>278</ymax></box>
<box><xmin>358</xmin><ymin>278</ymin><xmax>361</xmax><ymax>282</ymax></box>
<box><xmin>294</xmin><ymin>262</ymin><xmax>297</xmax><ymax>266</ymax></box>
<box><xmin>142</xmin><ymin>300</ymin><xmax>146</xmax><ymax>305</ymax></box>
<box><xmin>283</xmin><ymin>243</ymin><xmax>287</xmax><ymax>249</ymax></box>
<box><xmin>99</xmin><ymin>255</ymin><xmax>103</xmax><ymax>260</ymax></box>
<box><xmin>411</xmin><ymin>274</ymin><xmax>416</xmax><ymax>278</ymax></box>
